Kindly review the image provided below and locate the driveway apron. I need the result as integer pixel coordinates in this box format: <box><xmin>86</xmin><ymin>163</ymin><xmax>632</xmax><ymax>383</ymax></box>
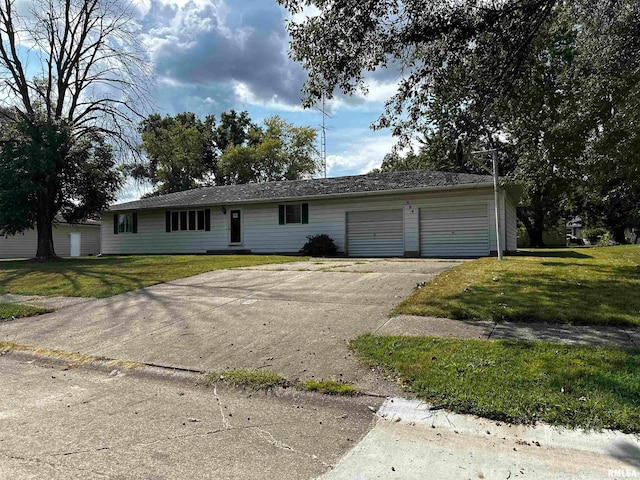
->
<box><xmin>0</xmin><ymin>259</ymin><xmax>457</xmax><ymax>393</ymax></box>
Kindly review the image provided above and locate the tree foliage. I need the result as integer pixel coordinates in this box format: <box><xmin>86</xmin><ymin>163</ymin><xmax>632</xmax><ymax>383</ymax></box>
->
<box><xmin>0</xmin><ymin>0</ymin><xmax>148</xmax><ymax>258</ymax></box>
<box><xmin>219</xmin><ymin>115</ymin><xmax>318</xmax><ymax>184</ymax></box>
<box><xmin>135</xmin><ymin>112</ymin><xmax>319</xmax><ymax>194</ymax></box>
<box><xmin>133</xmin><ymin>113</ymin><xmax>217</xmax><ymax>196</ymax></box>
<box><xmin>280</xmin><ymin>0</ymin><xmax>640</xmax><ymax>245</ymax></box>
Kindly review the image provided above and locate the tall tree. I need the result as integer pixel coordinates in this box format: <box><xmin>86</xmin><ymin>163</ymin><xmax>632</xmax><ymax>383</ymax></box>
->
<box><xmin>219</xmin><ymin>116</ymin><xmax>319</xmax><ymax>184</ymax></box>
<box><xmin>281</xmin><ymin>0</ymin><xmax>640</xmax><ymax>246</ymax></box>
<box><xmin>133</xmin><ymin>113</ymin><xmax>216</xmax><ymax>196</ymax></box>
<box><xmin>0</xmin><ymin>0</ymin><xmax>148</xmax><ymax>258</ymax></box>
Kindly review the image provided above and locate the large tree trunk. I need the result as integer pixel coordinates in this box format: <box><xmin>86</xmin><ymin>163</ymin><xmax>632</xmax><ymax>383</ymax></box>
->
<box><xmin>611</xmin><ymin>226</ymin><xmax>627</xmax><ymax>244</ymax></box>
<box><xmin>517</xmin><ymin>208</ymin><xmax>546</xmax><ymax>247</ymax></box>
<box><xmin>35</xmin><ymin>181</ymin><xmax>58</xmax><ymax>260</ymax></box>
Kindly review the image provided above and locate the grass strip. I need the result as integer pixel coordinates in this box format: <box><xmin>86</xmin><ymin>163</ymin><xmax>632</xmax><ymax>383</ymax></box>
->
<box><xmin>395</xmin><ymin>245</ymin><xmax>640</xmax><ymax>326</ymax></box>
<box><xmin>350</xmin><ymin>333</ymin><xmax>640</xmax><ymax>433</ymax></box>
<box><xmin>0</xmin><ymin>341</ymin><xmax>142</xmax><ymax>368</ymax></box>
<box><xmin>0</xmin><ymin>255</ymin><xmax>301</xmax><ymax>298</ymax></box>
<box><xmin>205</xmin><ymin>368</ymin><xmax>359</xmax><ymax>396</ymax></box>
<box><xmin>296</xmin><ymin>379</ymin><xmax>359</xmax><ymax>396</ymax></box>
<box><xmin>0</xmin><ymin>302</ymin><xmax>52</xmax><ymax>321</ymax></box>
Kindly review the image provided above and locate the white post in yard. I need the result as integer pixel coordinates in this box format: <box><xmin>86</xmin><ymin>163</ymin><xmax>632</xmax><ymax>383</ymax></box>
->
<box><xmin>492</xmin><ymin>149</ymin><xmax>503</xmax><ymax>260</ymax></box>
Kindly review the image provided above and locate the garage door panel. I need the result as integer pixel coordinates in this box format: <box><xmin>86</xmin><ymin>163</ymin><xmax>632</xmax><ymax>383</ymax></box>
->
<box><xmin>347</xmin><ymin>210</ymin><xmax>403</xmax><ymax>257</ymax></box>
<box><xmin>420</xmin><ymin>205</ymin><xmax>489</xmax><ymax>257</ymax></box>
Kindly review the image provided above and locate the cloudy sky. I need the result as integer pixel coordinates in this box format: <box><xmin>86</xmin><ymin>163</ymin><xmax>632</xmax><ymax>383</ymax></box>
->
<box><xmin>121</xmin><ymin>0</ymin><xmax>401</xmax><ymax>199</ymax></box>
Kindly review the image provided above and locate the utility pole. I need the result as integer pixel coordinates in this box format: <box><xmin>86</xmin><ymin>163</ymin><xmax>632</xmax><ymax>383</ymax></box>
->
<box><xmin>491</xmin><ymin>148</ymin><xmax>503</xmax><ymax>260</ymax></box>
<box><xmin>471</xmin><ymin>146</ymin><xmax>503</xmax><ymax>260</ymax></box>
<box><xmin>316</xmin><ymin>93</ymin><xmax>330</xmax><ymax>178</ymax></box>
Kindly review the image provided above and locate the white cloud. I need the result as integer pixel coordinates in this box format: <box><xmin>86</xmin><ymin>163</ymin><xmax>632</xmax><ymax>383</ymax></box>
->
<box><xmin>326</xmin><ymin>135</ymin><xmax>399</xmax><ymax>176</ymax></box>
<box><xmin>117</xmin><ymin>178</ymin><xmax>153</xmax><ymax>203</ymax></box>
<box><xmin>286</xmin><ymin>4</ymin><xmax>321</xmax><ymax>24</ymax></box>
<box><xmin>233</xmin><ymin>81</ymin><xmax>305</xmax><ymax>112</ymax></box>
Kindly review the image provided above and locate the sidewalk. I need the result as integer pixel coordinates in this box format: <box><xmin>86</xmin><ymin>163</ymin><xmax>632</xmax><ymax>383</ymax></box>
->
<box><xmin>323</xmin><ymin>397</ymin><xmax>640</xmax><ymax>480</ymax></box>
<box><xmin>377</xmin><ymin>315</ymin><xmax>640</xmax><ymax>349</ymax></box>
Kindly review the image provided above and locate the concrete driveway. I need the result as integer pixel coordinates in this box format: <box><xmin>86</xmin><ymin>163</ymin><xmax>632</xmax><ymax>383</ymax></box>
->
<box><xmin>0</xmin><ymin>258</ymin><xmax>458</xmax><ymax>393</ymax></box>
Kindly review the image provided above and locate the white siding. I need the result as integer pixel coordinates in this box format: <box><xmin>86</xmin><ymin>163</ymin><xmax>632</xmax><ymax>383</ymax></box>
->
<box><xmin>420</xmin><ymin>204</ymin><xmax>489</xmax><ymax>257</ymax></box>
<box><xmin>101</xmin><ymin>188</ymin><xmax>515</xmax><ymax>257</ymax></box>
<box><xmin>0</xmin><ymin>224</ymin><xmax>100</xmax><ymax>259</ymax></box>
<box><xmin>346</xmin><ymin>209</ymin><xmax>404</xmax><ymax>257</ymax></box>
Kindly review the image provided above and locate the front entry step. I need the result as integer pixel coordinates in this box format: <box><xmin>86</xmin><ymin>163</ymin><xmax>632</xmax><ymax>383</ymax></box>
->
<box><xmin>206</xmin><ymin>249</ymin><xmax>252</xmax><ymax>255</ymax></box>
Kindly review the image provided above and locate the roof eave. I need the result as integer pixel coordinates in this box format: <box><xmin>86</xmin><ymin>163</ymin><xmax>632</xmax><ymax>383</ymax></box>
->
<box><xmin>107</xmin><ymin>181</ymin><xmax>496</xmax><ymax>213</ymax></box>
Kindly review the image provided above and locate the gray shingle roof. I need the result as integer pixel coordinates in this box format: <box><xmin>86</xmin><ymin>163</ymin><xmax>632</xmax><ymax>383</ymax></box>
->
<box><xmin>110</xmin><ymin>170</ymin><xmax>494</xmax><ymax>212</ymax></box>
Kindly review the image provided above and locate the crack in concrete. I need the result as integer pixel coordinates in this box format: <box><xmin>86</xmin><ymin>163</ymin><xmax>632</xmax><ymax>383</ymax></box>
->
<box><xmin>213</xmin><ymin>383</ymin><xmax>231</xmax><ymax>430</ymax></box>
<box><xmin>0</xmin><ymin>450</ymin><xmax>110</xmax><ymax>477</ymax></box>
<box><xmin>486</xmin><ymin>322</ymin><xmax>498</xmax><ymax>340</ymax></box>
<box><xmin>252</xmin><ymin>427</ymin><xmax>334</xmax><ymax>469</ymax></box>
<box><xmin>212</xmin><ymin>379</ymin><xmax>333</xmax><ymax>470</ymax></box>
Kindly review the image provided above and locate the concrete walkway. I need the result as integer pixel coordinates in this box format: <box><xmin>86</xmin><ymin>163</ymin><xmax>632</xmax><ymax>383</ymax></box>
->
<box><xmin>378</xmin><ymin>315</ymin><xmax>640</xmax><ymax>349</ymax></box>
<box><xmin>324</xmin><ymin>398</ymin><xmax>640</xmax><ymax>480</ymax></box>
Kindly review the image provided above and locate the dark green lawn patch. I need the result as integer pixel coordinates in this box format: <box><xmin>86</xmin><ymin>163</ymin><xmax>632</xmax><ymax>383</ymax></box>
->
<box><xmin>0</xmin><ymin>302</ymin><xmax>51</xmax><ymax>321</ymax></box>
<box><xmin>0</xmin><ymin>255</ymin><xmax>300</xmax><ymax>298</ymax></box>
<box><xmin>350</xmin><ymin>334</ymin><xmax>640</xmax><ymax>433</ymax></box>
<box><xmin>395</xmin><ymin>245</ymin><xmax>640</xmax><ymax>326</ymax></box>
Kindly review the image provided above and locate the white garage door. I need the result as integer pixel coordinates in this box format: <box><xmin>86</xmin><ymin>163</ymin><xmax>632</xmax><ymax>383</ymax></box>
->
<box><xmin>420</xmin><ymin>204</ymin><xmax>489</xmax><ymax>257</ymax></box>
<box><xmin>347</xmin><ymin>210</ymin><xmax>404</xmax><ymax>257</ymax></box>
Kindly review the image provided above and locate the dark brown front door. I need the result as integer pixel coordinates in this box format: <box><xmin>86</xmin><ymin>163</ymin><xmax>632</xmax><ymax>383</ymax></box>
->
<box><xmin>230</xmin><ymin>210</ymin><xmax>241</xmax><ymax>243</ymax></box>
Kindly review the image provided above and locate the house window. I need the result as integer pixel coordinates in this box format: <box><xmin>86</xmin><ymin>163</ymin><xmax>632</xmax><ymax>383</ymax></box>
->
<box><xmin>118</xmin><ymin>213</ymin><xmax>132</xmax><ymax>233</ymax></box>
<box><xmin>279</xmin><ymin>203</ymin><xmax>309</xmax><ymax>225</ymax></box>
<box><xmin>169</xmin><ymin>209</ymin><xmax>207</xmax><ymax>231</ymax></box>
<box><xmin>113</xmin><ymin>213</ymin><xmax>137</xmax><ymax>234</ymax></box>
<box><xmin>286</xmin><ymin>204</ymin><xmax>301</xmax><ymax>224</ymax></box>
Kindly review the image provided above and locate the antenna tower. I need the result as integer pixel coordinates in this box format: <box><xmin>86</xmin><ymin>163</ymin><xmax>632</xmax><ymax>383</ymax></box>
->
<box><xmin>317</xmin><ymin>93</ymin><xmax>330</xmax><ymax>178</ymax></box>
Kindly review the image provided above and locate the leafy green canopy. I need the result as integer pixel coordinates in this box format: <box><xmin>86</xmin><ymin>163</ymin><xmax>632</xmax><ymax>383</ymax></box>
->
<box><xmin>0</xmin><ymin>118</ymin><xmax>121</xmax><ymax>236</ymax></box>
<box><xmin>134</xmin><ymin>111</ymin><xmax>319</xmax><ymax>195</ymax></box>
<box><xmin>279</xmin><ymin>0</ymin><xmax>640</xmax><ymax>244</ymax></box>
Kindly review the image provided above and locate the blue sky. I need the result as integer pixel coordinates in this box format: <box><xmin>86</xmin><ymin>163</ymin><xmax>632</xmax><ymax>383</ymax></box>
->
<box><xmin>120</xmin><ymin>0</ymin><xmax>402</xmax><ymax>200</ymax></box>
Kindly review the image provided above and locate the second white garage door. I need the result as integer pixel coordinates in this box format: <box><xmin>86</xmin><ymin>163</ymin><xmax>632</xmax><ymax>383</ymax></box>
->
<box><xmin>346</xmin><ymin>209</ymin><xmax>404</xmax><ymax>257</ymax></box>
<box><xmin>420</xmin><ymin>204</ymin><xmax>490</xmax><ymax>257</ymax></box>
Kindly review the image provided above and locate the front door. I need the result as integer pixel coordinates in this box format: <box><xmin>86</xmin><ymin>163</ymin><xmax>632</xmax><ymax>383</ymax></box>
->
<box><xmin>230</xmin><ymin>210</ymin><xmax>241</xmax><ymax>244</ymax></box>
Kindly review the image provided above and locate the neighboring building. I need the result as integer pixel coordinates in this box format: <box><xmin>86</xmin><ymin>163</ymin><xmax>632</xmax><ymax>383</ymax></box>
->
<box><xmin>0</xmin><ymin>221</ymin><xmax>101</xmax><ymax>259</ymax></box>
<box><xmin>566</xmin><ymin>216</ymin><xmax>583</xmax><ymax>238</ymax></box>
<box><xmin>101</xmin><ymin>170</ymin><xmax>520</xmax><ymax>258</ymax></box>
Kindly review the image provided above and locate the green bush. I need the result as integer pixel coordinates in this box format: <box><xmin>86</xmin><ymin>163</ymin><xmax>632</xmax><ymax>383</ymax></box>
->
<box><xmin>582</xmin><ymin>227</ymin><xmax>608</xmax><ymax>244</ymax></box>
<box><xmin>299</xmin><ymin>234</ymin><xmax>338</xmax><ymax>256</ymax></box>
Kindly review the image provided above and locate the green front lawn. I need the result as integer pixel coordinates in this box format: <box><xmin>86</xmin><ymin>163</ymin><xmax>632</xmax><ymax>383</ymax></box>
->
<box><xmin>351</xmin><ymin>334</ymin><xmax>640</xmax><ymax>433</ymax></box>
<box><xmin>0</xmin><ymin>302</ymin><xmax>52</xmax><ymax>320</ymax></box>
<box><xmin>0</xmin><ymin>255</ymin><xmax>300</xmax><ymax>298</ymax></box>
<box><xmin>396</xmin><ymin>245</ymin><xmax>640</xmax><ymax>326</ymax></box>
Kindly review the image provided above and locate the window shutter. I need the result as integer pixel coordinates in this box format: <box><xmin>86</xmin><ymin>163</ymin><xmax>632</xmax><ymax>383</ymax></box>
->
<box><xmin>165</xmin><ymin>211</ymin><xmax>171</xmax><ymax>233</ymax></box>
<box><xmin>278</xmin><ymin>205</ymin><xmax>285</xmax><ymax>225</ymax></box>
<box><xmin>301</xmin><ymin>203</ymin><xmax>309</xmax><ymax>224</ymax></box>
<box><xmin>132</xmin><ymin>213</ymin><xmax>138</xmax><ymax>234</ymax></box>
<box><xmin>204</xmin><ymin>209</ymin><xmax>211</xmax><ymax>231</ymax></box>
<box><xmin>113</xmin><ymin>214</ymin><xmax>119</xmax><ymax>235</ymax></box>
